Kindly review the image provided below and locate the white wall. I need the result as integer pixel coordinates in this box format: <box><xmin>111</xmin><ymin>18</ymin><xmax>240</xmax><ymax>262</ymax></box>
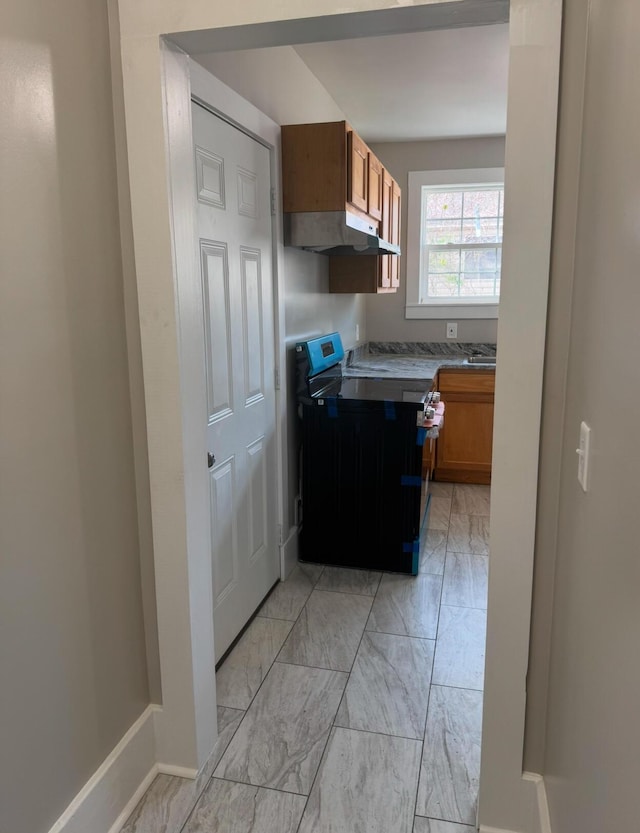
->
<box><xmin>0</xmin><ymin>1</ymin><xmax>150</xmax><ymax>831</ymax></box>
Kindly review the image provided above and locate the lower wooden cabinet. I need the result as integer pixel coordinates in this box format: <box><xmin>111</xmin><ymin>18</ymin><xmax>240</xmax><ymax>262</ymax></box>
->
<box><xmin>433</xmin><ymin>370</ymin><xmax>495</xmax><ymax>484</ymax></box>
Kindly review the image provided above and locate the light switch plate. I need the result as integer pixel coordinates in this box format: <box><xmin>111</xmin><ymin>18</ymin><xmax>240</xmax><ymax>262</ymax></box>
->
<box><xmin>577</xmin><ymin>421</ymin><xmax>591</xmax><ymax>491</ymax></box>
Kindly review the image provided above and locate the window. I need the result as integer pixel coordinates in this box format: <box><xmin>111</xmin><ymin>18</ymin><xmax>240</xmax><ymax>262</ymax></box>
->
<box><xmin>405</xmin><ymin>168</ymin><xmax>505</xmax><ymax>319</ymax></box>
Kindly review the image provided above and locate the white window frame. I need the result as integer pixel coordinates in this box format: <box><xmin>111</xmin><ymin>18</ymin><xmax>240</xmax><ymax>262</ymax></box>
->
<box><xmin>405</xmin><ymin>167</ymin><xmax>505</xmax><ymax>319</ymax></box>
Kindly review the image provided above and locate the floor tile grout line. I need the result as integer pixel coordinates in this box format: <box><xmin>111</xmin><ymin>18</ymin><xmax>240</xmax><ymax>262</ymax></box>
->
<box><xmin>331</xmin><ymin>720</ymin><xmax>431</xmax><ymax>745</ymax></box>
<box><xmin>177</xmin><ymin>709</ymin><xmax>249</xmax><ymax>833</ymax></box>
<box><xmin>327</xmin><ymin>591</ymin><xmax>376</xmax><ymax>731</ymax></box>
<box><xmin>438</xmin><ymin>601</ymin><xmax>488</xmax><ymax>612</ymax></box>
<box><xmin>201</xmin><ymin>772</ymin><xmax>309</xmax><ymax>797</ymax></box>
<box><xmin>217</xmin><ymin>579</ymin><xmax>319</xmax><ymax>753</ymax></box>
<box><xmin>430</xmin><ymin>681</ymin><xmax>485</xmax><ymax>694</ymax></box>
<box><xmin>255</xmin><ymin>613</ymin><xmax>301</xmax><ymax>624</ymax></box>
<box><xmin>311</xmin><ymin>585</ymin><xmax>380</xmax><ymax>598</ymax></box>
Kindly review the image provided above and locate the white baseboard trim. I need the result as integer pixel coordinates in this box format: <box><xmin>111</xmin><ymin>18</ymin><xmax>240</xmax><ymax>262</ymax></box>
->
<box><xmin>479</xmin><ymin>772</ymin><xmax>551</xmax><ymax>833</ymax></box>
<box><xmin>280</xmin><ymin>524</ymin><xmax>299</xmax><ymax>578</ymax></box>
<box><xmin>47</xmin><ymin>705</ymin><xmax>157</xmax><ymax>833</ymax></box>
<box><xmin>523</xmin><ymin>772</ymin><xmax>552</xmax><ymax>833</ymax></box>
<box><xmin>157</xmin><ymin>763</ymin><xmax>198</xmax><ymax>779</ymax></box>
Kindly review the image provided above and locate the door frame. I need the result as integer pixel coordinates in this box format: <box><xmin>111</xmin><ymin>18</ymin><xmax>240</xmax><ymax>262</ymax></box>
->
<box><xmin>115</xmin><ymin>1</ymin><xmax>561</xmax><ymax>830</ymax></box>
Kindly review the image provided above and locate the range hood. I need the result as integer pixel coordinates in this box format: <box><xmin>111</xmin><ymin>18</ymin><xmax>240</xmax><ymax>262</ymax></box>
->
<box><xmin>284</xmin><ymin>210</ymin><xmax>401</xmax><ymax>256</ymax></box>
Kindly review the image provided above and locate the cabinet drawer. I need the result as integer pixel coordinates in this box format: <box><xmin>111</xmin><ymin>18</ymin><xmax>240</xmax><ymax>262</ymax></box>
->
<box><xmin>438</xmin><ymin>370</ymin><xmax>495</xmax><ymax>395</ymax></box>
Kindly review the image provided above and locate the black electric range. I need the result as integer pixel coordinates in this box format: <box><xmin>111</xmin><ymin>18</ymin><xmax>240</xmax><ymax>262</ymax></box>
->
<box><xmin>295</xmin><ymin>332</ymin><xmax>432</xmax><ymax>575</ymax></box>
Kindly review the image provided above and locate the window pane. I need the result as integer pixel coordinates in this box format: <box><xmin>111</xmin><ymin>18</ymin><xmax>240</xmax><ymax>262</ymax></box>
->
<box><xmin>428</xmin><ymin>273</ymin><xmax>460</xmax><ymax>297</ymax></box>
<box><xmin>428</xmin><ymin>249</ymin><xmax>460</xmax><ymax>273</ymax></box>
<box><xmin>462</xmin><ymin>248</ymin><xmax>498</xmax><ymax>273</ymax></box>
<box><xmin>463</xmin><ymin>189</ymin><xmax>501</xmax><ymax>218</ymax></box>
<box><xmin>425</xmin><ymin>191</ymin><xmax>462</xmax><ymax>219</ymax></box>
<box><xmin>417</xmin><ymin>182</ymin><xmax>503</xmax><ymax>306</ymax></box>
<box><xmin>459</xmin><ymin>274</ymin><xmax>498</xmax><ymax>296</ymax></box>
<box><xmin>461</xmin><ymin>217</ymin><xmax>499</xmax><ymax>244</ymax></box>
<box><xmin>425</xmin><ymin>218</ymin><xmax>462</xmax><ymax>244</ymax></box>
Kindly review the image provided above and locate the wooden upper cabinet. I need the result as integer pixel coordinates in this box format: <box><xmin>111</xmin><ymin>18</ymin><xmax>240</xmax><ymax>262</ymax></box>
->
<box><xmin>329</xmin><ymin>169</ymin><xmax>402</xmax><ymax>295</ymax></box>
<box><xmin>379</xmin><ymin>171</ymin><xmax>401</xmax><ymax>291</ymax></box>
<box><xmin>281</xmin><ymin>120</ymin><xmax>402</xmax><ymax>294</ymax></box>
<box><xmin>367</xmin><ymin>152</ymin><xmax>384</xmax><ymax>221</ymax></box>
<box><xmin>347</xmin><ymin>130</ymin><xmax>369</xmax><ymax>214</ymax></box>
<box><xmin>281</xmin><ymin>121</ymin><xmax>349</xmax><ymax>213</ymax></box>
<box><xmin>389</xmin><ymin>178</ymin><xmax>402</xmax><ymax>289</ymax></box>
<box><xmin>380</xmin><ymin>168</ymin><xmax>393</xmax><ymax>242</ymax></box>
<box><xmin>281</xmin><ymin>120</ymin><xmax>383</xmax><ymax>229</ymax></box>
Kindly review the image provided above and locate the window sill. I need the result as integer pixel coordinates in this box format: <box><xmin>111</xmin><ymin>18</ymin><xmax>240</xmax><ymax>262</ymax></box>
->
<box><xmin>405</xmin><ymin>303</ymin><xmax>499</xmax><ymax>320</ymax></box>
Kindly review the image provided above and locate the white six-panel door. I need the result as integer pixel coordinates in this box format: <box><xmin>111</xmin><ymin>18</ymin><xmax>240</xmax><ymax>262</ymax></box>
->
<box><xmin>192</xmin><ymin>101</ymin><xmax>279</xmax><ymax>661</ymax></box>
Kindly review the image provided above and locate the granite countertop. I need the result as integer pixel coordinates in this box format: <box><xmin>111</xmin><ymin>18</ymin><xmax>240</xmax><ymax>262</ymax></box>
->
<box><xmin>343</xmin><ymin>341</ymin><xmax>497</xmax><ymax>383</ymax></box>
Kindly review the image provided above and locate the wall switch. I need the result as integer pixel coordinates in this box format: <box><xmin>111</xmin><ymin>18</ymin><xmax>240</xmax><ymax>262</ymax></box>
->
<box><xmin>446</xmin><ymin>322</ymin><xmax>458</xmax><ymax>339</ymax></box>
<box><xmin>576</xmin><ymin>421</ymin><xmax>591</xmax><ymax>491</ymax></box>
<box><xmin>355</xmin><ymin>324</ymin><xmax>360</xmax><ymax>342</ymax></box>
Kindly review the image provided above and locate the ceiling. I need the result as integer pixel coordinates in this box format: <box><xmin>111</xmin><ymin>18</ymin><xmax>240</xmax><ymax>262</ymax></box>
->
<box><xmin>292</xmin><ymin>24</ymin><xmax>510</xmax><ymax>143</ymax></box>
<box><xmin>193</xmin><ymin>22</ymin><xmax>509</xmax><ymax>144</ymax></box>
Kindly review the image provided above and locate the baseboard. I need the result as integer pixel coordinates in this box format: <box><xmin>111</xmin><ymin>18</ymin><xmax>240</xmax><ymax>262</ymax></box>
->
<box><xmin>47</xmin><ymin>705</ymin><xmax>157</xmax><ymax>833</ymax></box>
<box><xmin>523</xmin><ymin>772</ymin><xmax>552</xmax><ymax>833</ymax></box>
<box><xmin>479</xmin><ymin>772</ymin><xmax>551</xmax><ymax>833</ymax></box>
<box><xmin>281</xmin><ymin>524</ymin><xmax>299</xmax><ymax>578</ymax></box>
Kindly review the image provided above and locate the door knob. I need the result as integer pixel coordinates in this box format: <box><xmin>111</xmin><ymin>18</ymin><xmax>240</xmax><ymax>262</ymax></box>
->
<box><xmin>207</xmin><ymin>452</ymin><xmax>215</xmax><ymax>468</ymax></box>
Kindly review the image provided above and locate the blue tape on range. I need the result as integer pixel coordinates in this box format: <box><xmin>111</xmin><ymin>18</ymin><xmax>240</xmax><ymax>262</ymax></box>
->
<box><xmin>403</xmin><ymin>540</ymin><xmax>420</xmax><ymax>554</ymax></box>
<box><xmin>416</xmin><ymin>427</ymin><xmax>426</xmax><ymax>446</ymax></box>
<box><xmin>401</xmin><ymin>475</ymin><xmax>422</xmax><ymax>487</ymax></box>
<box><xmin>327</xmin><ymin>396</ymin><xmax>338</xmax><ymax>418</ymax></box>
<box><xmin>411</xmin><ymin>546</ymin><xmax>420</xmax><ymax>575</ymax></box>
<box><xmin>383</xmin><ymin>400</ymin><xmax>396</xmax><ymax>420</ymax></box>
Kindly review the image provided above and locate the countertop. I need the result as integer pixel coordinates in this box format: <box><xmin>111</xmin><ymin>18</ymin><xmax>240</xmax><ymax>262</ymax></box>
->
<box><xmin>342</xmin><ymin>342</ymin><xmax>497</xmax><ymax>385</ymax></box>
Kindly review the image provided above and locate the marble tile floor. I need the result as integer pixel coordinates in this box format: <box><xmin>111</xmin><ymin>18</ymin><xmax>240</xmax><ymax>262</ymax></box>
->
<box><xmin>121</xmin><ymin>483</ymin><xmax>489</xmax><ymax>833</ymax></box>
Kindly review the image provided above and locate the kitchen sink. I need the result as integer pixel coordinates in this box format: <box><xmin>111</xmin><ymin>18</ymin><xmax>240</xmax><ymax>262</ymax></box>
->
<box><xmin>466</xmin><ymin>356</ymin><xmax>497</xmax><ymax>365</ymax></box>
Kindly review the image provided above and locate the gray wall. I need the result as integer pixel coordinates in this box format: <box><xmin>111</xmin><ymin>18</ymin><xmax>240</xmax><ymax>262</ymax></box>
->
<box><xmin>0</xmin><ymin>1</ymin><xmax>150</xmax><ymax>832</ymax></box>
<box><xmin>526</xmin><ymin>0</ymin><xmax>640</xmax><ymax>829</ymax></box>
<box><xmin>366</xmin><ymin>137</ymin><xmax>505</xmax><ymax>344</ymax></box>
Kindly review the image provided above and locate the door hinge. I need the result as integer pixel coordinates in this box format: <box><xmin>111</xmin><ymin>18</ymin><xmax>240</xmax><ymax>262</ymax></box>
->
<box><xmin>270</xmin><ymin>187</ymin><xmax>277</xmax><ymax>216</ymax></box>
<box><xmin>274</xmin><ymin>367</ymin><xmax>280</xmax><ymax>390</ymax></box>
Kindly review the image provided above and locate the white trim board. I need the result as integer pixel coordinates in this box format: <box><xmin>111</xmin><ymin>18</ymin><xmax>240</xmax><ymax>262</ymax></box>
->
<box><xmin>405</xmin><ymin>167</ymin><xmax>504</xmax><ymax>320</ymax></box>
<box><xmin>479</xmin><ymin>772</ymin><xmax>552</xmax><ymax>833</ymax></box>
<box><xmin>47</xmin><ymin>706</ymin><xmax>158</xmax><ymax>833</ymax></box>
<box><xmin>46</xmin><ymin>705</ymin><xmax>200</xmax><ymax>833</ymax></box>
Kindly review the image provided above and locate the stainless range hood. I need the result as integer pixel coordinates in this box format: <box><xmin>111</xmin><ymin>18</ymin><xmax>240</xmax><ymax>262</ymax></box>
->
<box><xmin>284</xmin><ymin>210</ymin><xmax>401</xmax><ymax>256</ymax></box>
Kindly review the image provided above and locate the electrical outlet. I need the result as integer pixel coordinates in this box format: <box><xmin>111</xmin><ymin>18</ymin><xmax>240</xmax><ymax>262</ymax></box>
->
<box><xmin>576</xmin><ymin>421</ymin><xmax>591</xmax><ymax>491</ymax></box>
<box><xmin>446</xmin><ymin>322</ymin><xmax>458</xmax><ymax>339</ymax></box>
<box><xmin>355</xmin><ymin>324</ymin><xmax>360</xmax><ymax>342</ymax></box>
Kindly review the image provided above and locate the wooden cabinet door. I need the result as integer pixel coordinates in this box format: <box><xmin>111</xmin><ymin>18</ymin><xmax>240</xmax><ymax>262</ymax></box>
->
<box><xmin>434</xmin><ymin>371</ymin><xmax>494</xmax><ymax>484</ymax></box>
<box><xmin>347</xmin><ymin>130</ymin><xmax>368</xmax><ymax>213</ymax></box>
<box><xmin>435</xmin><ymin>399</ymin><xmax>494</xmax><ymax>483</ymax></box>
<box><xmin>368</xmin><ymin>153</ymin><xmax>383</xmax><ymax>221</ymax></box>
<box><xmin>389</xmin><ymin>179</ymin><xmax>401</xmax><ymax>289</ymax></box>
<box><xmin>379</xmin><ymin>170</ymin><xmax>394</xmax><ymax>290</ymax></box>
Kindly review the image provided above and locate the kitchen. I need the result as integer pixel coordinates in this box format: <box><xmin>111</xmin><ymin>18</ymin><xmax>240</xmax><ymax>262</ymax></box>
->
<box><xmin>192</xmin><ymin>24</ymin><xmax>506</xmax><ymax>573</ymax></box>
<box><xmin>125</xmin><ymin>13</ymin><xmax>502</xmax><ymax>832</ymax></box>
<box><xmin>103</xmin><ymin>0</ymin><xmax>563</xmax><ymax>827</ymax></box>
